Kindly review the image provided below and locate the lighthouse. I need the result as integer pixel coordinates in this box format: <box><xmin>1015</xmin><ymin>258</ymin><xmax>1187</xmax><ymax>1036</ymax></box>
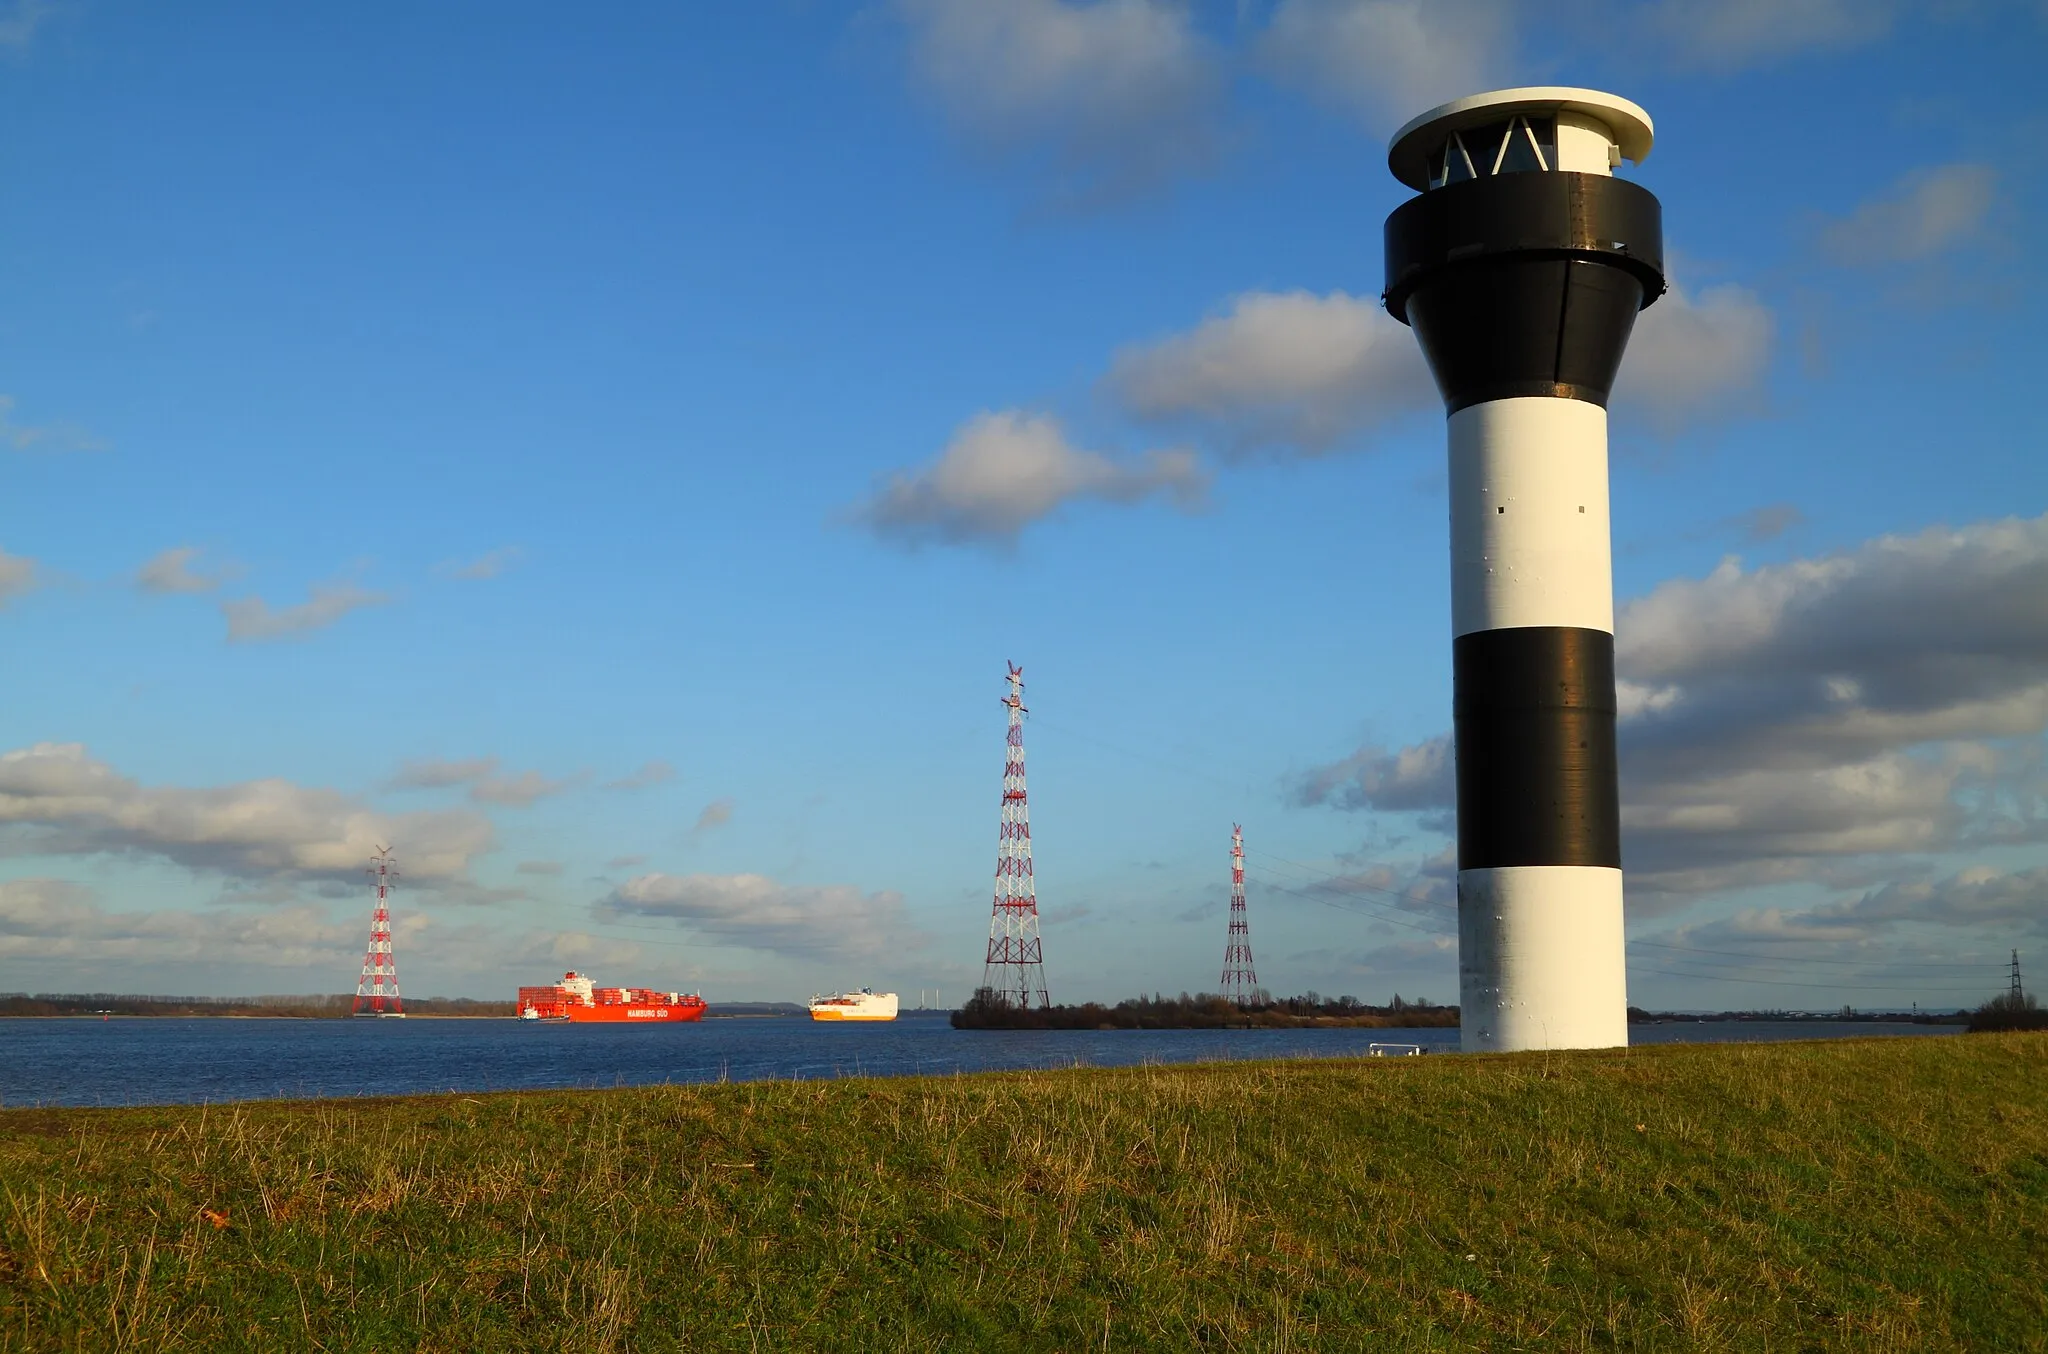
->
<box><xmin>1382</xmin><ymin>89</ymin><xmax>1664</xmax><ymax>1051</ymax></box>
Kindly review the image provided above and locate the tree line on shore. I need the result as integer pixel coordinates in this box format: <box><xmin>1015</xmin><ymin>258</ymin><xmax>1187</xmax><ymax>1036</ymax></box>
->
<box><xmin>951</xmin><ymin>988</ymin><xmax>1459</xmax><ymax>1030</ymax></box>
<box><xmin>1627</xmin><ymin>1006</ymin><xmax>1971</xmax><ymax>1025</ymax></box>
<box><xmin>1968</xmin><ymin>990</ymin><xmax>2047</xmax><ymax>1033</ymax></box>
<box><xmin>0</xmin><ymin>993</ymin><xmax>516</xmax><ymax>1019</ymax></box>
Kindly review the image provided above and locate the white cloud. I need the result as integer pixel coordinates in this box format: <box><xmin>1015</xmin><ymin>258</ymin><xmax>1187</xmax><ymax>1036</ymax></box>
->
<box><xmin>388</xmin><ymin>756</ymin><xmax>580</xmax><ymax>808</ymax></box>
<box><xmin>895</xmin><ymin>0</ymin><xmax>1224</xmax><ymax>204</ymax></box>
<box><xmin>136</xmin><ymin>546</ymin><xmax>226</xmax><ymax>595</ymax></box>
<box><xmin>0</xmin><ymin>394</ymin><xmax>104</xmax><ymax>453</ymax></box>
<box><xmin>1640</xmin><ymin>0</ymin><xmax>1900</xmax><ymax>71</ymax></box>
<box><xmin>1618</xmin><ymin>752</ymin><xmax>1982</xmax><ymax>902</ymax></box>
<box><xmin>0</xmin><ymin>1</ymin><xmax>53</xmax><ymax>49</ymax></box>
<box><xmin>0</xmin><ymin>878</ymin><xmax>97</xmax><ymax>937</ymax></box>
<box><xmin>1726</xmin><ymin>504</ymin><xmax>1804</xmax><ymax>544</ymax></box>
<box><xmin>0</xmin><ymin>546</ymin><xmax>36</xmax><ymax>608</ymax></box>
<box><xmin>223</xmin><ymin>582</ymin><xmax>389</xmax><ymax>642</ymax></box>
<box><xmin>0</xmin><ymin>880</ymin><xmax>360</xmax><ymax>971</ymax></box>
<box><xmin>1258</xmin><ymin>0</ymin><xmax>1514</xmax><ymax>130</ymax></box>
<box><xmin>1615</xmin><ymin>515</ymin><xmax>2048</xmax><ymax>695</ymax></box>
<box><xmin>439</xmin><ymin>547</ymin><xmax>523</xmax><ymax>581</ymax></box>
<box><xmin>0</xmin><ymin>742</ymin><xmax>494</xmax><ymax>882</ymax></box>
<box><xmin>0</xmin><ymin>880</ymin><xmax>671</xmax><ymax>991</ymax></box>
<box><xmin>390</xmin><ymin>757</ymin><xmax>500</xmax><ymax>791</ymax></box>
<box><xmin>604</xmin><ymin>760</ymin><xmax>675</xmax><ymax>791</ymax></box>
<box><xmin>428</xmin><ymin>879</ymin><xmax>536</xmax><ymax>909</ymax></box>
<box><xmin>1105</xmin><ymin>279</ymin><xmax>1770</xmax><ymax>449</ymax></box>
<box><xmin>851</xmin><ymin>410</ymin><xmax>1205</xmax><ymax>547</ymax></box>
<box><xmin>1818</xmin><ymin>164</ymin><xmax>1997</xmax><ymax>265</ymax></box>
<box><xmin>1292</xmin><ymin>851</ymin><xmax>1457</xmax><ymax>924</ymax></box>
<box><xmin>1615</xmin><ymin>279</ymin><xmax>1775</xmax><ymax>429</ymax></box>
<box><xmin>691</xmin><ymin>798</ymin><xmax>735</xmax><ymax>837</ymax></box>
<box><xmin>1316</xmin><ymin>935</ymin><xmax>1460</xmax><ymax>988</ymax></box>
<box><xmin>1817</xmin><ymin>864</ymin><xmax>2048</xmax><ymax>933</ymax></box>
<box><xmin>600</xmin><ymin>872</ymin><xmax>920</xmax><ymax>961</ymax></box>
<box><xmin>470</xmin><ymin>770</ymin><xmax>582</xmax><ymax>808</ymax></box>
<box><xmin>460</xmin><ymin>925</ymin><xmax>648</xmax><ymax>978</ymax></box>
<box><xmin>1107</xmin><ymin>289</ymin><xmax>1433</xmax><ymax>455</ymax></box>
<box><xmin>1617</xmin><ymin>864</ymin><xmax>2045</xmax><ymax>1004</ymax></box>
<box><xmin>1679</xmin><ymin>503</ymin><xmax>1808</xmax><ymax>546</ymax></box>
<box><xmin>1298</xmin><ymin>513</ymin><xmax>2048</xmax><ymax>908</ymax></box>
<box><xmin>1293</xmin><ymin>735</ymin><xmax>1451</xmax><ymax>818</ymax></box>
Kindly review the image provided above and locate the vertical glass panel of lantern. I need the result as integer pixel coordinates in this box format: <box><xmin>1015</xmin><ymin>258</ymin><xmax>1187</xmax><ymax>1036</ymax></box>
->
<box><xmin>1460</xmin><ymin>119</ymin><xmax>1510</xmax><ymax>175</ymax></box>
<box><xmin>1499</xmin><ymin>115</ymin><xmax>1546</xmax><ymax>173</ymax></box>
<box><xmin>1526</xmin><ymin>116</ymin><xmax>1556</xmax><ymax>170</ymax></box>
<box><xmin>1443</xmin><ymin>132</ymin><xmax>1477</xmax><ymax>184</ymax></box>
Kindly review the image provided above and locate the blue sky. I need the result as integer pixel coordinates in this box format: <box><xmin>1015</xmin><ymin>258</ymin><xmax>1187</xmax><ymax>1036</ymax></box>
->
<box><xmin>0</xmin><ymin>0</ymin><xmax>2042</xmax><ymax>1009</ymax></box>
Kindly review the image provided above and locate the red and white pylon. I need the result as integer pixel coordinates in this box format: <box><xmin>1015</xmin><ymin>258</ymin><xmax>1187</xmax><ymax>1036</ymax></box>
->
<box><xmin>982</xmin><ymin>662</ymin><xmax>1049</xmax><ymax>1007</ymax></box>
<box><xmin>352</xmin><ymin>846</ymin><xmax>405</xmax><ymax>1017</ymax></box>
<box><xmin>1220</xmin><ymin>824</ymin><xmax>1259</xmax><ymax>1003</ymax></box>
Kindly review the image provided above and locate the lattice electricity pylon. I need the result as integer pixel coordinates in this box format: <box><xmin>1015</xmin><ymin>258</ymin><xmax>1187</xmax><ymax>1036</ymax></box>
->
<box><xmin>1220</xmin><ymin>824</ymin><xmax>1259</xmax><ymax>1003</ymax></box>
<box><xmin>982</xmin><ymin>662</ymin><xmax>1050</xmax><ymax>1008</ymax></box>
<box><xmin>2014</xmin><ymin>950</ymin><xmax>2026</xmax><ymax>1003</ymax></box>
<box><xmin>351</xmin><ymin>846</ymin><xmax>405</xmax><ymax>1016</ymax></box>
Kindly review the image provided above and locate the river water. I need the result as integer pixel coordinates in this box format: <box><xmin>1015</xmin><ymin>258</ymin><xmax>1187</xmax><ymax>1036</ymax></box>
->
<box><xmin>0</xmin><ymin>1015</ymin><xmax>1960</xmax><ymax>1109</ymax></box>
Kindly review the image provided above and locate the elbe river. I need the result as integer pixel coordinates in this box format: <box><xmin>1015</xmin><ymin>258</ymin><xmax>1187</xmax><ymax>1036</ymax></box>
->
<box><xmin>0</xmin><ymin>1014</ymin><xmax>1959</xmax><ymax>1108</ymax></box>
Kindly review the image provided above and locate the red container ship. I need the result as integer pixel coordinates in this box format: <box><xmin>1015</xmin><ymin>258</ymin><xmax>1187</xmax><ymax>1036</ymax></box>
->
<box><xmin>517</xmin><ymin>971</ymin><xmax>706</xmax><ymax>1023</ymax></box>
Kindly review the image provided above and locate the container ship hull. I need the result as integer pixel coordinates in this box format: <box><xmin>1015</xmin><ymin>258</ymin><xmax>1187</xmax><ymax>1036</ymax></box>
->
<box><xmin>546</xmin><ymin>1003</ymin><xmax>705</xmax><ymax>1024</ymax></box>
<box><xmin>519</xmin><ymin>971</ymin><xmax>706</xmax><ymax>1024</ymax></box>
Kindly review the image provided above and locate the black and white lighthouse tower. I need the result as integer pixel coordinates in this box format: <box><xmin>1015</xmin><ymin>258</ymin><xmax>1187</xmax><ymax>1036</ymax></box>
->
<box><xmin>1383</xmin><ymin>89</ymin><xmax>1664</xmax><ymax>1051</ymax></box>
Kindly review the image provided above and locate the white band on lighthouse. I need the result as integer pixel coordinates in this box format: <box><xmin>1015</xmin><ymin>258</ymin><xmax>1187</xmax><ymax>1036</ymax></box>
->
<box><xmin>1458</xmin><ymin>865</ymin><xmax>1627</xmax><ymax>1050</ymax></box>
<box><xmin>1449</xmin><ymin>398</ymin><xmax>1614</xmax><ymax>638</ymax></box>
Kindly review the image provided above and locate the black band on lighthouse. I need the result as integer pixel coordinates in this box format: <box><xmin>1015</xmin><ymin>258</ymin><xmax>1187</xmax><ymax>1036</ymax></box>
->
<box><xmin>1453</xmin><ymin>626</ymin><xmax>1620</xmax><ymax>870</ymax></box>
<box><xmin>1410</xmin><ymin>259</ymin><xmax>1645</xmax><ymax>412</ymax></box>
<box><xmin>1385</xmin><ymin>172</ymin><xmax>1665</xmax><ymax>413</ymax></box>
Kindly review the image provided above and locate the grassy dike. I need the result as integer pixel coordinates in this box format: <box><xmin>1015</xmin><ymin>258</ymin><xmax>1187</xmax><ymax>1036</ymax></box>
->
<box><xmin>1</xmin><ymin>1036</ymin><xmax>2043</xmax><ymax>1352</ymax></box>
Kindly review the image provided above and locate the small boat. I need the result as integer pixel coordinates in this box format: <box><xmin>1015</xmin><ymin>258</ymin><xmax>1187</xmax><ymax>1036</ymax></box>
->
<box><xmin>808</xmin><ymin>988</ymin><xmax>899</xmax><ymax>1022</ymax></box>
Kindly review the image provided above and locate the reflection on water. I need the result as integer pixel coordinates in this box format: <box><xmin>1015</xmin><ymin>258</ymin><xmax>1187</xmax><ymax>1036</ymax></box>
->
<box><xmin>0</xmin><ymin>1015</ymin><xmax>1960</xmax><ymax>1109</ymax></box>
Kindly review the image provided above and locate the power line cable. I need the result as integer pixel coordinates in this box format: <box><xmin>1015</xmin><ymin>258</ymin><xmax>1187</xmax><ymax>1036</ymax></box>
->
<box><xmin>1026</xmin><ymin>713</ymin><xmax>1249</xmax><ymax>798</ymax></box>
<box><xmin>1243</xmin><ymin>871</ymin><xmax>1456</xmax><ymax>939</ymax></box>
<box><xmin>1240</xmin><ymin>848</ymin><xmax>1455</xmax><ymax>913</ymax></box>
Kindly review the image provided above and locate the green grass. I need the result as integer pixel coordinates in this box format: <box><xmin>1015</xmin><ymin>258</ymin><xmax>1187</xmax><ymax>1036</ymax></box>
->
<box><xmin>2</xmin><ymin>1036</ymin><xmax>2043</xmax><ymax>1352</ymax></box>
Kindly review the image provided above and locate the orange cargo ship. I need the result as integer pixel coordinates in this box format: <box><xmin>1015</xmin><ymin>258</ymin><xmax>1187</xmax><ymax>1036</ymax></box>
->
<box><xmin>517</xmin><ymin>970</ymin><xmax>706</xmax><ymax>1023</ymax></box>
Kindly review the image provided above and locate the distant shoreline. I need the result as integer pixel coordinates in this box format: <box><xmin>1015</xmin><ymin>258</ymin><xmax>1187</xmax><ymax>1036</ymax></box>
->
<box><xmin>951</xmin><ymin>991</ymin><xmax>1462</xmax><ymax>1031</ymax></box>
<box><xmin>0</xmin><ymin>996</ymin><xmax>518</xmax><ymax>1020</ymax></box>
